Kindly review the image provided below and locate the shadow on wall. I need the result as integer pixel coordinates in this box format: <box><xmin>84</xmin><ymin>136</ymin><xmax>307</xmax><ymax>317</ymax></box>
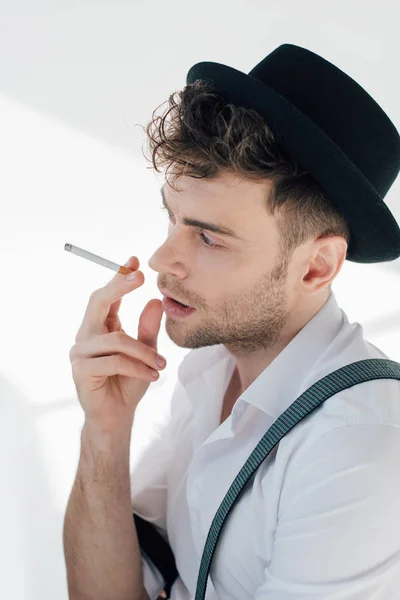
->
<box><xmin>0</xmin><ymin>375</ymin><xmax>69</xmax><ymax>600</ymax></box>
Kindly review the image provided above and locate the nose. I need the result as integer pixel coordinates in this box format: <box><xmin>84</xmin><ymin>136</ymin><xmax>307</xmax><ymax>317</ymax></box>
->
<box><xmin>147</xmin><ymin>226</ymin><xmax>187</xmax><ymax>274</ymax></box>
<box><xmin>148</xmin><ymin>246</ymin><xmax>163</xmax><ymax>272</ymax></box>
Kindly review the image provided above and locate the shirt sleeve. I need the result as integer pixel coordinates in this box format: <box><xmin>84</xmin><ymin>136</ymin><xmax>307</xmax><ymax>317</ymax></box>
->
<box><xmin>253</xmin><ymin>423</ymin><xmax>400</xmax><ymax>599</ymax></box>
<box><xmin>129</xmin><ymin>379</ymin><xmax>180</xmax><ymax>600</ymax></box>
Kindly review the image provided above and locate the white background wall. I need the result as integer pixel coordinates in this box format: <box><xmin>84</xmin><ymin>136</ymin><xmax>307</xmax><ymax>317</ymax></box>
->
<box><xmin>0</xmin><ymin>1</ymin><xmax>399</xmax><ymax>598</ymax></box>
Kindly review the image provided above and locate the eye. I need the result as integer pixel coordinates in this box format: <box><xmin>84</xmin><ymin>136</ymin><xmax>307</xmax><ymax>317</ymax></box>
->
<box><xmin>199</xmin><ymin>232</ymin><xmax>220</xmax><ymax>249</ymax></box>
<box><xmin>160</xmin><ymin>206</ymin><xmax>223</xmax><ymax>250</ymax></box>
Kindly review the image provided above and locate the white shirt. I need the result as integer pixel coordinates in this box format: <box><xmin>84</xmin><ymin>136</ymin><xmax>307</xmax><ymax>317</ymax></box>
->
<box><xmin>129</xmin><ymin>291</ymin><xmax>400</xmax><ymax>599</ymax></box>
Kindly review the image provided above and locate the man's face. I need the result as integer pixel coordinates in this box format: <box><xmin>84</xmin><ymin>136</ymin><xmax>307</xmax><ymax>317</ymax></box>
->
<box><xmin>148</xmin><ymin>171</ymin><xmax>294</xmax><ymax>355</ymax></box>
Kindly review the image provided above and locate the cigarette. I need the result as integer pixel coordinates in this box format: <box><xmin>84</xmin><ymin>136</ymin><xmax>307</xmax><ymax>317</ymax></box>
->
<box><xmin>64</xmin><ymin>243</ymin><xmax>133</xmax><ymax>276</ymax></box>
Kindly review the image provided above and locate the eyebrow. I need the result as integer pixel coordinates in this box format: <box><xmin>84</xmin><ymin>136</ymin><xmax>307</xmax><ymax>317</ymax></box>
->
<box><xmin>160</xmin><ymin>186</ymin><xmax>244</xmax><ymax>242</ymax></box>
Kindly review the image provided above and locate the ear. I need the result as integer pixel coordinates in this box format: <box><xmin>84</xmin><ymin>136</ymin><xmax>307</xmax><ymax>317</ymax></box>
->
<box><xmin>301</xmin><ymin>235</ymin><xmax>348</xmax><ymax>294</ymax></box>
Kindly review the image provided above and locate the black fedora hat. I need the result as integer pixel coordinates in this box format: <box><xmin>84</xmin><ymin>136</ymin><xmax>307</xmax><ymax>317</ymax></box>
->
<box><xmin>186</xmin><ymin>44</ymin><xmax>400</xmax><ymax>264</ymax></box>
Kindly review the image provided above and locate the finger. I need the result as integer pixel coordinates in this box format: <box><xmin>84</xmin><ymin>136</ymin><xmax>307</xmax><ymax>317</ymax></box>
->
<box><xmin>76</xmin><ymin>256</ymin><xmax>142</xmax><ymax>342</ymax></box>
<box><xmin>72</xmin><ymin>353</ymin><xmax>160</xmax><ymax>384</ymax></box>
<box><xmin>107</xmin><ymin>256</ymin><xmax>140</xmax><ymax>321</ymax></box>
<box><xmin>71</xmin><ymin>330</ymin><xmax>166</xmax><ymax>372</ymax></box>
<box><xmin>107</xmin><ymin>314</ymin><xmax>123</xmax><ymax>334</ymax></box>
<box><xmin>137</xmin><ymin>298</ymin><xmax>164</xmax><ymax>353</ymax></box>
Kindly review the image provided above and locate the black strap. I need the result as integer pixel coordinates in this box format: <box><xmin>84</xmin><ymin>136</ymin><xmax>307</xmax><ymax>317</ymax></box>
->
<box><xmin>133</xmin><ymin>512</ymin><xmax>178</xmax><ymax>599</ymax></box>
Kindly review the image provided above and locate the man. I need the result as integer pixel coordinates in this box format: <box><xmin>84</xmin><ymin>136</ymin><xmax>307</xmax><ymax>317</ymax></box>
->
<box><xmin>136</xmin><ymin>44</ymin><xmax>400</xmax><ymax>599</ymax></box>
<box><xmin>65</xmin><ymin>43</ymin><xmax>400</xmax><ymax>599</ymax></box>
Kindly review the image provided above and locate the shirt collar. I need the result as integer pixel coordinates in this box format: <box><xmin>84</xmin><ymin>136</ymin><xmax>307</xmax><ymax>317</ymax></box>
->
<box><xmin>178</xmin><ymin>291</ymin><xmax>345</xmax><ymax>420</ymax></box>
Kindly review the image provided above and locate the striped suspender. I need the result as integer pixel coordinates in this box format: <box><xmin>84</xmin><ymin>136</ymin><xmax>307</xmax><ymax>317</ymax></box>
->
<box><xmin>194</xmin><ymin>359</ymin><xmax>400</xmax><ymax>600</ymax></box>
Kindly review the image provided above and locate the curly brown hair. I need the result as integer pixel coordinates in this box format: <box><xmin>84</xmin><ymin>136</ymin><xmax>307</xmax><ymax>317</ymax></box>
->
<box><xmin>141</xmin><ymin>79</ymin><xmax>351</xmax><ymax>269</ymax></box>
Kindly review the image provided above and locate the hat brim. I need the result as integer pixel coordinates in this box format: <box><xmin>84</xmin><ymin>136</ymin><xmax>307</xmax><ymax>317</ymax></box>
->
<box><xmin>186</xmin><ymin>62</ymin><xmax>400</xmax><ymax>263</ymax></box>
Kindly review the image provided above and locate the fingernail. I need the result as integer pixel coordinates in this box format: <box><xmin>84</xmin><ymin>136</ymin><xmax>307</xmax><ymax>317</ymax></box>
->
<box><xmin>157</xmin><ymin>356</ymin><xmax>166</xmax><ymax>367</ymax></box>
<box><xmin>126</xmin><ymin>271</ymin><xmax>137</xmax><ymax>281</ymax></box>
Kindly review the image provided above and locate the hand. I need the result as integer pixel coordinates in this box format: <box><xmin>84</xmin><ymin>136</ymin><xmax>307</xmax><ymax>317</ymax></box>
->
<box><xmin>69</xmin><ymin>256</ymin><xmax>166</xmax><ymax>432</ymax></box>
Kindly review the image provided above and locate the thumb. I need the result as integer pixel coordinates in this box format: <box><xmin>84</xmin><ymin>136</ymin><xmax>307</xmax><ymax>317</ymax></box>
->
<box><xmin>137</xmin><ymin>298</ymin><xmax>164</xmax><ymax>352</ymax></box>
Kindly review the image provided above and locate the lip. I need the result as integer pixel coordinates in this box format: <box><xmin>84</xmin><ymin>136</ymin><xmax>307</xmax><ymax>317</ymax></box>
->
<box><xmin>159</xmin><ymin>287</ymin><xmax>192</xmax><ymax>308</ymax></box>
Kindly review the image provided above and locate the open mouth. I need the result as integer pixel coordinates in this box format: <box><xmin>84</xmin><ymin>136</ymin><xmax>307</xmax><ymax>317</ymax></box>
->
<box><xmin>169</xmin><ymin>297</ymin><xmax>190</xmax><ymax>308</ymax></box>
<box><xmin>162</xmin><ymin>295</ymin><xmax>196</xmax><ymax>317</ymax></box>
<box><xmin>162</xmin><ymin>291</ymin><xmax>191</xmax><ymax>307</ymax></box>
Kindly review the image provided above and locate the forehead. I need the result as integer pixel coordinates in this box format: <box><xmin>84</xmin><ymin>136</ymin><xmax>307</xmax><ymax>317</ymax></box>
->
<box><xmin>162</xmin><ymin>175</ymin><xmax>274</xmax><ymax>237</ymax></box>
<box><xmin>161</xmin><ymin>184</ymin><xmax>248</xmax><ymax>241</ymax></box>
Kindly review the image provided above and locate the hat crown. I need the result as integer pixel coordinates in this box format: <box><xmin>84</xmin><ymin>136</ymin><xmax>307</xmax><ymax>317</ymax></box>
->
<box><xmin>186</xmin><ymin>43</ymin><xmax>400</xmax><ymax>262</ymax></box>
<box><xmin>248</xmin><ymin>44</ymin><xmax>400</xmax><ymax>197</ymax></box>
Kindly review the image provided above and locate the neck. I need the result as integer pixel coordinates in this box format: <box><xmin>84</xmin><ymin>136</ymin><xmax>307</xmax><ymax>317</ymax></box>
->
<box><xmin>227</xmin><ymin>292</ymin><xmax>330</xmax><ymax>394</ymax></box>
